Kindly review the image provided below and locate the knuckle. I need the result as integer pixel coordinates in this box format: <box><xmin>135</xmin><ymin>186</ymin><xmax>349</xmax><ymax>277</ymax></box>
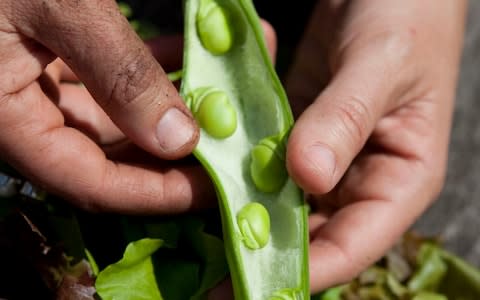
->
<box><xmin>154</xmin><ymin>170</ymin><xmax>195</xmax><ymax>213</ymax></box>
<box><xmin>333</xmin><ymin>96</ymin><xmax>373</xmax><ymax>145</ymax></box>
<box><xmin>78</xmin><ymin>161</ymin><xmax>174</xmax><ymax>214</ymax></box>
<box><xmin>71</xmin><ymin>162</ymin><xmax>115</xmax><ymax>213</ymax></box>
<box><xmin>376</xmin><ymin>29</ymin><xmax>415</xmax><ymax>68</ymax></box>
<box><xmin>105</xmin><ymin>50</ymin><xmax>159</xmax><ymax>112</ymax></box>
<box><xmin>68</xmin><ymin>179</ymin><xmax>104</xmax><ymax>213</ymax></box>
<box><xmin>365</xmin><ymin>28</ymin><xmax>415</xmax><ymax>71</ymax></box>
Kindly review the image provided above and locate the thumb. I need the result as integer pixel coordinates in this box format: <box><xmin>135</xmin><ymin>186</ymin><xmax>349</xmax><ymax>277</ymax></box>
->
<box><xmin>286</xmin><ymin>52</ymin><xmax>399</xmax><ymax>194</ymax></box>
<box><xmin>13</xmin><ymin>0</ymin><xmax>198</xmax><ymax>159</ymax></box>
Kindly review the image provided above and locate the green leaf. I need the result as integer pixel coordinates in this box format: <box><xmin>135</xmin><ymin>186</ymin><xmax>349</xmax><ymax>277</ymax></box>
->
<box><xmin>437</xmin><ymin>248</ymin><xmax>480</xmax><ymax>299</ymax></box>
<box><xmin>117</xmin><ymin>2</ymin><xmax>133</xmax><ymax>19</ymax></box>
<box><xmin>95</xmin><ymin>238</ymin><xmax>164</xmax><ymax>300</ymax></box>
<box><xmin>184</xmin><ymin>218</ymin><xmax>228</xmax><ymax>299</ymax></box>
<box><xmin>113</xmin><ymin>215</ymin><xmax>228</xmax><ymax>300</ymax></box>
<box><xmin>407</xmin><ymin>243</ymin><xmax>447</xmax><ymax>292</ymax></box>
<box><xmin>154</xmin><ymin>257</ymin><xmax>200</xmax><ymax>300</ymax></box>
<box><xmin>121</xmin><ymin>216</ymin><xmax>181</xmax><ymax>249</ymax></box>
<box><xmin>85</xmin><ymin>248</ymin><xmax>99</xmax><ymax>276</ymax></box>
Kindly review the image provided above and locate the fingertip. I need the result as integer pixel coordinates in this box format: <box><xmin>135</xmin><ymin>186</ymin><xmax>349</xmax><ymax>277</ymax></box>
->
<box><xmin>286</xmin><ymin>128</ymin><xmax>337</xmax><ymax>195</ymax></box>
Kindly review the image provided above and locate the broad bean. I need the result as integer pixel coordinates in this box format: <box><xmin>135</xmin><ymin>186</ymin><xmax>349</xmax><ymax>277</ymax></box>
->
<box><xmin>250</xmin><ymin>134</ymin><xmax>288</xmax><ymax>193</ymax></box>
<box><xmin>196</xmin><ymin>0</ymin><xmax>233</xmax><ymax>55</ymax></box>
<box><xmin>187</xmin><ymin>87</ymin><xmax>237</xmax><ymax>139</ymax></box>
<box><xmin>237</xmin><ymin>202</ymin><xmax>270</xmax><ymax>250</ymax></box>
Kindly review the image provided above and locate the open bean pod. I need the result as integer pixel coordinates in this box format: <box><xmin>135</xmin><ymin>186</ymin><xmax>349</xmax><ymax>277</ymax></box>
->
<box><xmin>181</xmin><ymin>0</ymin><xmax>309</xmax><ymax>299</ymax></box>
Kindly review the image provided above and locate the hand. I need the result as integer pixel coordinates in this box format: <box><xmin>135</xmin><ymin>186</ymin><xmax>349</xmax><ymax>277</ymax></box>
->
<box><xmin>285</xmin><ymin>0</ymin><xmax>467</xmax><ymax>293</ymax></box>
<box><xmin>0</xmin><ymin>0</ymin><xmax>215</xmax><ymax>214</ymax></box>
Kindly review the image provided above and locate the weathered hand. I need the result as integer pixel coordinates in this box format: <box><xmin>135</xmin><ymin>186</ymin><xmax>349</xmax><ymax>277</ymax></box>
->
<box><xmin>0</xmin><ymin>0</ymin><xmax>214</xmax><ymax>214</ymax></box>
<box><xmin>285</xmin><ymin>0</ymin><xmax>467</xmax><ymax>292</ymax></box>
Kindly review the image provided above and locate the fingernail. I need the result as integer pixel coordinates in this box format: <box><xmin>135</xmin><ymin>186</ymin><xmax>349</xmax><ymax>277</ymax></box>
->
<box><xmin>305</xmin><ymin>144</ymin><xmax>336</xmax><ymax>179</ymax></box>
<box><xmin>156</xmin><ymin>108</ymin><xmax>195</xmax><ymax>153</ymax></box>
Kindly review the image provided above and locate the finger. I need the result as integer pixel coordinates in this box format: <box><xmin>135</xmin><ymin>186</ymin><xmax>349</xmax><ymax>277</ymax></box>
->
<box><xmin>260</xmin><ymin>20</ymin><xmax>277</xmax><ymax>63</ymax></box>
<box><xmin>44</xmin><ymin>59</ymin><xmax>125</xmax><ymax>145</ymax></box>
<box><xmin>52</xmin><ymin>35</ymin><xmax>186</xmax><ymax>144</ymax></box>
<box><xmin>10</xmin><ymin>0</ymin><xmax>198</xmax><ymax>159</ymax></box>
<box><xmin>60</xmin><ymin>62</ymin><xmax>78</xmax><ymax>82</ymax></box>
<box><xmin>58</xmin><ymin>35</ymin><xmax>185</xmax><ymax>83</ymax></box>
<box><xmin>308</xmin><ymin>153</ymin><xmax>439</xmax><ymax>292</ymax></box>
<box><xmin>58</xmin><ymin>83</ymin><xmax>125</xmax><ymax>145</ymax></box>
<box><xmin>286</xmin><ymin>38</ymin><xmax>410</xmax><ymax>195</ymax></box>
<box><xmin>44</xmin><ymin>58</ymin><xmax>63</xmax><ymax>83</ymax></box>
<box><xmin>0</xmin><ymin>82</ymin><xmax>214</xmax><ymax>213</ymax></box>
<box><xmin>51</xmin><ymin>21</ymin><xmax>275</xmax><ymax>147</ymax></box>
<box><xmin>43</xmin><ymin>59</ymin><xmax>124</xmax><ymax>144</ymax></box>
<box><xmin>44</xmin><ymin>57</ymin><xmax>78</xmax><ymax>83</ymax></box>
<box><xmin>308</xmin><ymin>94</ymin><xmax>449</xmax><ymax>292</ymax></box>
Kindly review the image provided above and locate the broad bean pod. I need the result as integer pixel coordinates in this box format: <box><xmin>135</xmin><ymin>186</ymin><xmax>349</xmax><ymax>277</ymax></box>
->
<box><xmin>180</xmin><ymin>0</ymin><xmax>309</xmax><ymax>299</ymax></box>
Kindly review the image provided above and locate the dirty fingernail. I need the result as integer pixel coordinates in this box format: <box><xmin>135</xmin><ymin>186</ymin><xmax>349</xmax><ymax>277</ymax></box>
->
<box><xmin>156</xmin><ymin>108</ymin><xmax>196</xmax><ymax>153</ymax></box>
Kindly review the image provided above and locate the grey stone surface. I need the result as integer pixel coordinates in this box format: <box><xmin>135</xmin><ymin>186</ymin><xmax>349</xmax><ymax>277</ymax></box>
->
<box><xmin>413</xmin><ymin>0</ymin><xmax>480</xmax><ymax>266</ymax></box>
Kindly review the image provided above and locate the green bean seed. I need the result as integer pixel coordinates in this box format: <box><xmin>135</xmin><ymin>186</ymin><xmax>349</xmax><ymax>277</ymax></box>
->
<box><xmin>237</xmin><ymin>202</ymin><xmax>270</xmax><ymax>250</ymax></box>
<box><xmin>250</xmin><ymin>135</ymin><xmax>288</xmax><ymax>193</ymax></box>
<box><xmin>188</xmin><ymin>87</ymin><xmax>237</xmax><ymax>139</ymax></box>
<box><xmin>196</xmin><ymin>0</ymin><xmax>233</xmax><ymax>55</ymax></box>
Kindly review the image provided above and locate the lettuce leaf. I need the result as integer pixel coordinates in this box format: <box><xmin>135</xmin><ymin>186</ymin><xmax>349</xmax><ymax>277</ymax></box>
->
<box><xmin>95</xmin><ymin>238</ymin><xmax>164</xmax><ymax>300</ymax></box>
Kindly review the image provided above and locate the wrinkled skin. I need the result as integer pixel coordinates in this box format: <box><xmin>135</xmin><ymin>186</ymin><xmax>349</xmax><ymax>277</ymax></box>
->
<box><xmin>0</xmin><ymin>0</ymin><xmax>215</xmax><ymax>214</ymax></box>
<box><xmin>0</xmin><ymin>0</ymin><xmax>467</xmax><ymax>298</ymax></box>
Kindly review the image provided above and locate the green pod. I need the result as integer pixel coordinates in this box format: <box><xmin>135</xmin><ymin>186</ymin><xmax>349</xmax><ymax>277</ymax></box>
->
<box><xmin>250</xmin><ymin>134</ymin><xmax>288</xmax><ymax>193</ymax></box>
<box><xmin>236</xmin><ymin>202</ymin><xmax>270</xmax><ymax>250</ymax></box>
<box><xmin>188</xmin><ymin>87</ymin><xmax>237</xmax><ymax>139</ymax></box>
<box><xmin>196</xmin><ymin>0</ymin><xmax>233</xmax><ymax>55</ymax></box>
<box><xmin>181</xmin><ymin>0</ymin><xmax>309</xmax><ymax>299</ymax></box>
